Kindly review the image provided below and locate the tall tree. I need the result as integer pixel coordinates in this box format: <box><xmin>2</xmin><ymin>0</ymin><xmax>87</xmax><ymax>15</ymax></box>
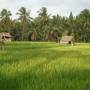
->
<box><xmin>0</xmin><ymin>9</ymin><xmax>12</xmax><ymax>33</ymax></box>
<box><xmin>17</xmin><ymin>7</ymin><xmax>32</xmax><ymax>40</ymax></box>
<box><xmin>37</xmin><ymin>7</ymin><xmax>50</xmax><ymax>40</ymax></box>
<box><xmin>75</xmin><ymin>9</ymin><xmax>90</xmax><ymax>42</ymax></box>
<box><xmin>69</xmin><ymin>12</ymin><xmax>75</xmax><ymax>36</ymax></box>
<box><xmin>38</xmin><ymin>7</ymin><xmax>49</xmax><ymax>25</ymax></box>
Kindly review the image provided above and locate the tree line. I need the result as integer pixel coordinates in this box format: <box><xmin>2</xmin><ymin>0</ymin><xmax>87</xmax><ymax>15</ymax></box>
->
<box><xmin>0</xmin><ymin>7</ymin><xmax>90</xmax><ymax>42</ymax></box>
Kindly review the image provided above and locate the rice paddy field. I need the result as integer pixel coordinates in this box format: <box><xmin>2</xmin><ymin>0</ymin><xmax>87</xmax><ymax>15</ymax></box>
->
<box><xmin>0</xmin><ymin>42</ymin><xmax>90</xmax><ymax>90</ymax></box>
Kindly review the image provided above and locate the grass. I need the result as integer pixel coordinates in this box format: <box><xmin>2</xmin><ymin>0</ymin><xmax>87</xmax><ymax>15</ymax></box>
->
<box><xmin>0</xmin><ymin>42</ymin><xmax>90</xmax><ymax>90</ymax></box>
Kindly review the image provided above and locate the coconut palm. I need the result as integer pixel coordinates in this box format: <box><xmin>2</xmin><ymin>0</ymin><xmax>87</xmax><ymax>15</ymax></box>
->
<box><xmin>0</xmin><ymin>9</ymin><xmax>12</xmax><ymax>33</ymax></box>
<box><xmin>17</xmin><ymin>7</ymin><xmax>32</xmax><ymax>40</ymax></box>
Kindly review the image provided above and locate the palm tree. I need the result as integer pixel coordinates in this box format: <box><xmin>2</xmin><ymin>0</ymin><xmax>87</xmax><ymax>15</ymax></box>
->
<box><xmin>28</xmin><ymin>21</ymin><xmax>38</xmax><ymax>41</ymax></box>
<box><xmin>69</xmin><ymin>12</ymin><xmax>75</xmax><ymax>36</ymax></box>
<box><xmin>50</xmin><ymin>15</ymin><xmax>63</xmax><ymax>40</ymax></box>
<box><xmin>17</xmin><ymin>7</ymin><xmax>32</xmax><ymax>40</ymax></box>
<box><xmin>38</xmin><ymin>7</ymin><xmax>49</xmax><ymax>25</ymax></box>
<box><xmin>0</xmin><ymin>9</ymin><xmax>12</xmax><ymax>33</ymax></box>
<box><xmin>37</xmin><ymin>7</ymin><xmax>50</xmax><ymax>40</ymax></box>
<box><xmin>75</xmin><ymin>9</ymin><xmax>90</xmax><ymax>42</ymax></box>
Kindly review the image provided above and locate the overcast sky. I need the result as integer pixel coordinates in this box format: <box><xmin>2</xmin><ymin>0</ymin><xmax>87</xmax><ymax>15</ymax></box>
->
<box><xmin>0</xmin><ymin>0</ymin><xmax>90</xmax><ymax>19</ymax></box>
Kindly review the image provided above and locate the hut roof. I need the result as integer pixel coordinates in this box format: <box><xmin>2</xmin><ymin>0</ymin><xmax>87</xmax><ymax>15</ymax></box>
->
<box><xmin>60</xmin><ymin>36</ymin><xmax>74</xmax><ymax>43</ymax></box>
<box><xmin>0</xmin><ymin>32</ymin><xmax>11</xmax><ymax>37</ymax></box>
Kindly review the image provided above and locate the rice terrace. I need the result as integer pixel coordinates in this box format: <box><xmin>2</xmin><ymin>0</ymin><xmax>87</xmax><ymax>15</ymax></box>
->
<box><xmin>0</xmin><ymin>42</ymin><xmax>90</xmax><ymax>90</ymax></box>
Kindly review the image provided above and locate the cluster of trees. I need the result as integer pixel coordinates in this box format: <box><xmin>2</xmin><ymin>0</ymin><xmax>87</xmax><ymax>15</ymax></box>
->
<box><xmin>0</xmin><ymin>7</ymin><xmax>90</xmax><ymax>42</ymax></box>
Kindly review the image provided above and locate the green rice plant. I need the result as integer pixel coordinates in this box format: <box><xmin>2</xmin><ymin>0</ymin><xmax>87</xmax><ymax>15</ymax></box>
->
<box><xmin>0</xmin><ymin>42</ymin><xmax>90</xmax><ymax>90</ymax></box>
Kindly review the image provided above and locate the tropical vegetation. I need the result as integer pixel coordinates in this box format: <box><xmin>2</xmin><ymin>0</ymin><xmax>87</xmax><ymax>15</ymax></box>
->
<box><xmin>0</xmin><ymin>7</ymin><xmax>90</xmax><ymax>42</ymax></box>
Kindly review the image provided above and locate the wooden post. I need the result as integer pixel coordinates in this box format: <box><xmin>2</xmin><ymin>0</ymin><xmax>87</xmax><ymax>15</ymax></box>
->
<box><xmin>0</xmin><ymin>40</ymin><xmax>5</xmax><ymax>50</ymax></box>
<box><xmin>0</xmin><ymin>34</ymin><xmax>5</xmax><ymax>50</ymax></box>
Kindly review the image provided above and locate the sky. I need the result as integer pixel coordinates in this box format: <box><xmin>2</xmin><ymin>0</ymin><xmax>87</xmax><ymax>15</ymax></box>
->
<box><xmin>0</xmin><ymin>0</ymin><xmax>90</xmax><ymax>19</ymax></box>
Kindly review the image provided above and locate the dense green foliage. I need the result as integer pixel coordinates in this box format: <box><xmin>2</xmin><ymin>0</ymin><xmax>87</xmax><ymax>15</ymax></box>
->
<box><xmin>0</xmin><ymin>7</ymin><xmax>90</xmax><ymax>42</ymax></box>
<box><xmin>0</xmin><ymin>42</ymin><xmax>90</xmax><ymax>90</ymax></box>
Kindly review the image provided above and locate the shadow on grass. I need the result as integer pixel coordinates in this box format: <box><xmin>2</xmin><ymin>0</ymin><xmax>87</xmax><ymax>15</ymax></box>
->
<box><xmin>0</xmin><ymin>66</ymin><xmax>90</xmax><ymax>90</ymax></box>
<box><xmin>0</xmin><ymin>73</ymin><xmax>20</xmax><ymax>90</ymax></box>
<box><xmin>17</xmin><ymin>68</ymin><xmax>90</xmax><ymax>90</ymax></box>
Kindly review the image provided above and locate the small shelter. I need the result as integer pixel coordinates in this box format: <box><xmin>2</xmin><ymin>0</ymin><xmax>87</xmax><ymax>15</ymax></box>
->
<box><xmin>60</xmin><ymin>36</ymin><xmax>74</xmax><ymax>45</ymax></box>
<box><xmin>0</xmin><ymin>32</ymin><xmax>12</xmax><ymax>42</ymax></box>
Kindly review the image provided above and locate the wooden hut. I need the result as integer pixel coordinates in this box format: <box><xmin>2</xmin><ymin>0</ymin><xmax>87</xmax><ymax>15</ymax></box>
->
<box><xmin>60</xmin><ymin>36</ymin><xmax>74</xmax><ymax>45</ymax></box>
<box><xmin>0</xmin><ymin>32</ymin><xmax>12</xmax><ymax>42</ymax></box>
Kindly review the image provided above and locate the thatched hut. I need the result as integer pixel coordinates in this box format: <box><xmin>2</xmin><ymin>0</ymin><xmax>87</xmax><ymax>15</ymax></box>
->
<box><xmin>60</xmin><ymin>36</ymin><xmax>74</xmax><ymax>45</ymax></box>
<box><xmin>0</xmin><ymin>32</ymin><xmax>12</xmax><ymax>42</ymax></box>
